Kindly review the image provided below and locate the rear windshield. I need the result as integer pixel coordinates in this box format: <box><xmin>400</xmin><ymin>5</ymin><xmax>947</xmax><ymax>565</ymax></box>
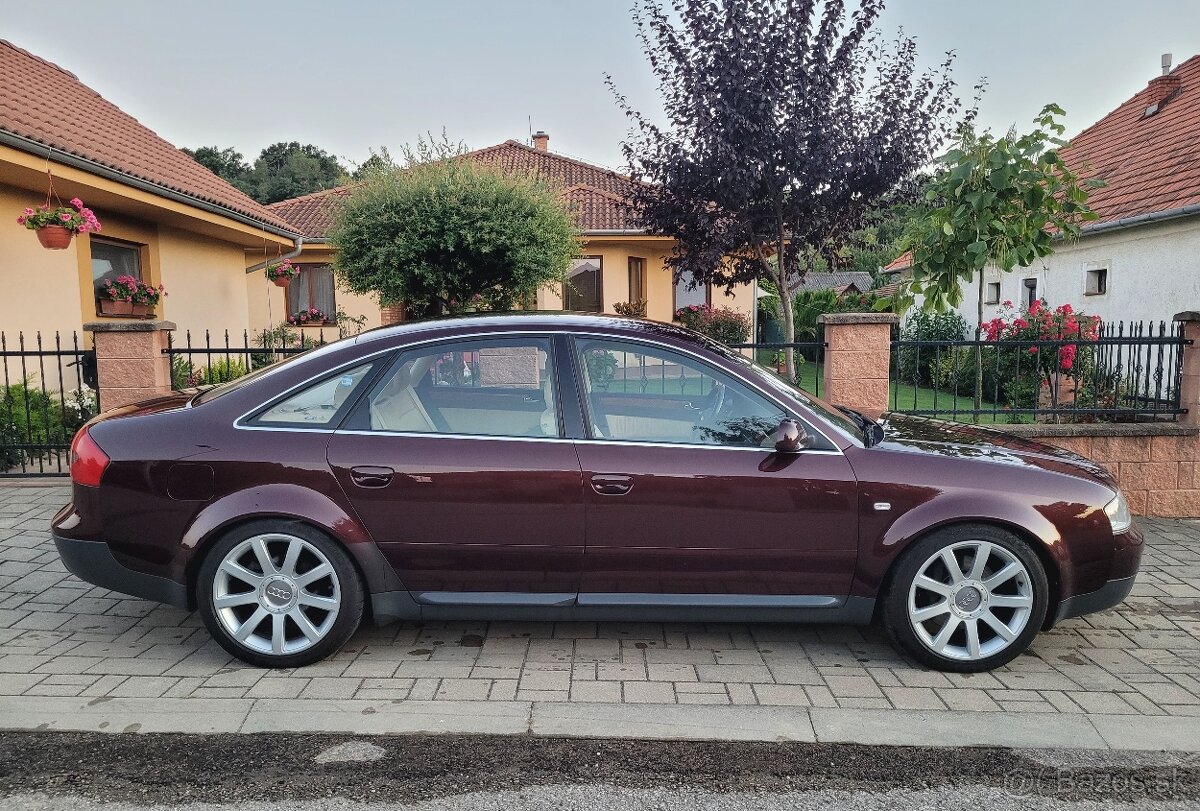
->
<box><xmin>191</xmin><ymin>339</ymin><xmax>350</xmax><ymax>405</ymax></box>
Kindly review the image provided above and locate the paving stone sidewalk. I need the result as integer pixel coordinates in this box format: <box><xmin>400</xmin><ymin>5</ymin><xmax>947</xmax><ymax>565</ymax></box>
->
<box><xmin>2</xmin><ymin>484</ymin><xmax>1199</xmax><ymax>726</ymax></box>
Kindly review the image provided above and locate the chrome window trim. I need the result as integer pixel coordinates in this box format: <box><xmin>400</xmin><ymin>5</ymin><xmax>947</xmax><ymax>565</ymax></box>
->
<box><xmin>232</xmin><ymin>327</ymin><xmax>845</xmax><ymax>453</ymax></box>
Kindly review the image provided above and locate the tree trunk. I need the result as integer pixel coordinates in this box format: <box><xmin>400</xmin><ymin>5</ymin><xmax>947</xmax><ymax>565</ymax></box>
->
<box><xmin>974</xmin><ymin>269</ymin><xmax>984</xmax><ymax>422</ymax></box>
<box><xmin>780</xmin><ymin>288</ymin><xmax>797</xmax><ymax>382</ymax></box>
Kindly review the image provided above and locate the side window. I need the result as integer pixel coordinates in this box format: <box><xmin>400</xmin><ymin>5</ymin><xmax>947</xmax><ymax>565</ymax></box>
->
<box><xmin>575</xmin><ymin>339</ymin><xmax>785</xmax><ymax>447</ymax></box>
<box><xmin>358</xmin><ymin>338</ymin><xmax>559</xmax><ymax>438</ymax></box>
<box><xmin>252</xmin><ymin>363</ymin><xmax>375</xmax><ymax>427</ymax></box>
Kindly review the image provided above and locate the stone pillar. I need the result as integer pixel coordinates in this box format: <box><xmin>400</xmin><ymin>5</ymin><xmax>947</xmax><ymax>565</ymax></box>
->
<box><xmin>1174</xmin><ymin>311</ymin><xmax>1200</xmax><ymax>427</ymax></box>
<box><xmin>83</xmin><ymin>320</ymin><xmax>176</xmax><ymax>412</ymax></box>
<box><xmin>817</xmin><ymin>312</ymin><xmax>898</xmax><ymax>418</ymax></box>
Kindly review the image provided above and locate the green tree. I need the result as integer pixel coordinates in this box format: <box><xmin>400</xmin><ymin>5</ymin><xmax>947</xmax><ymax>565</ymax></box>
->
<box><xmin>351</xmin><ymin>147</ymin><xmax>397</xmax><ymax>180</ymax></box>
<box><xmin>182</xmin><ymin>145</ymin><xmax>254</xmax><ymax>195</ymax></box>
<box><xmin>248</xmin><ymin>142</ymin><xmax>350</xmax><ymax>204</ymax></box>
<box><xmin>328</xmin><ymin>137</ymin><xmax>580</xmax><ymax>317</ymax></box>
<box><xmin>904</xmin><ymin>103</ymin><xmax>1102</xmax><ymax>413</ymax></box>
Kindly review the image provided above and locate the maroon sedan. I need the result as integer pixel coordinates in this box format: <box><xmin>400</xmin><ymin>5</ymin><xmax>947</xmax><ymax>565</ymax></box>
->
<box><xmin>52</xmin><ymin>313</ymin><xmax>1140</xmax><ymax>671</ymax></box>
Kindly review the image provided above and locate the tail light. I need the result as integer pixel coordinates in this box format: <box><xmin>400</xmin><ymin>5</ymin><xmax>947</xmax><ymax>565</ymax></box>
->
<box><xmin>70</xmin><ymin>427</ymin><xmax>110</xmax><ymax>487</ymax></box>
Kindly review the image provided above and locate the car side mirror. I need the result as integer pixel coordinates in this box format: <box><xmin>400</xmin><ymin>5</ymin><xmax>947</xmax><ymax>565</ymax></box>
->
<box><xmin>774</xmin><ymin>418</ymin><xmax>811</xmax><ymax>454</ymax></box>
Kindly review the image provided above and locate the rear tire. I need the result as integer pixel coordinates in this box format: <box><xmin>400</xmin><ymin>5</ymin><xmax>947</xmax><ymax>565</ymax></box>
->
<box><xmin>881</xmin><ymin>524</ymin><xmax>1048</xmax><ymax>672</ymax></box>
<box><xmin>197</xmin><ymin>520</ymin><xmax>363</xmax><ymax>668</ymax></box>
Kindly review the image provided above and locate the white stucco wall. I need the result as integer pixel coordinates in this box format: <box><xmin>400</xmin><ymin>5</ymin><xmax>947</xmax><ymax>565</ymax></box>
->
<box><xmin>942</xmin><ymin>215</ymin><xmax>1200</xmax><ymax>329</ymax></box>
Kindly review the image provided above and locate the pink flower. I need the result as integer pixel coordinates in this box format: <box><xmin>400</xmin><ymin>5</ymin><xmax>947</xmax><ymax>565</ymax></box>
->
<box><xmin>22</xmin><ymin>207</ymin><xmax>33</xmax><ymax>216</ymax></box>
<box><xmin>16</xmin><ymin>215</ymin><xmax>25</xmax><ymax>225</ymax></box>
<box><xmin>69</xmin><ymin>197</ymin><xmax>84</xmax><ymax>209</ymax></box>
<box><xmin>59</xmin><ymin>212</ymin><xmax>72</xmax><ymax>222</ymax></box>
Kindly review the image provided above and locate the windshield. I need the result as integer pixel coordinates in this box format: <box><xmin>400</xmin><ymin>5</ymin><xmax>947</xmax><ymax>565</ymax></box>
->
<box><xmin>716</xmin><ymin>346</ymin><xmax>864</xmax><ymax>442</ymax></box>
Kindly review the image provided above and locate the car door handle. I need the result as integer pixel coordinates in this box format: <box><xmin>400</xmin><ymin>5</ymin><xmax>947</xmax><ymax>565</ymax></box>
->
<box><xmin>349</xmin><ymin>465</ymin><xmax>394</xmax><ymax>488</ymax></box>
<box><xmin>591</xmin><ymin>474</ymin><xmax>633</xmax><ymax>496</ymax></box>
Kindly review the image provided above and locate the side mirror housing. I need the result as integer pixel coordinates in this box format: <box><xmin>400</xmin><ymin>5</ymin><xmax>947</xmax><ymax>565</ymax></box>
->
<box><xmin>774</xmin><ymin>418</ymin><xmax>811</xmax><ymax>453</ymax></box>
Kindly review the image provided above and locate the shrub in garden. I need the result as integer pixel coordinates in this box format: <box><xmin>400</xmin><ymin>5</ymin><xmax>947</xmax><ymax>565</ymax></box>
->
<box><xmin>674</xmin><ymin>304</ymin><xmax>751</xmax><ymax>345</ymax></box>
<box><xmin>897</xmin><ymin>309</ymin><xmax>969</xmax><ymax>386</ymax></box>
<box><xmin>613</xmin><ymin>300</ymin><xmax>647</xmax><ymax>318</ymax></box>
<box><xmin>0</xmin><ymin>378</ymin><xmax>96</xmax><ymax>470</ymax></box>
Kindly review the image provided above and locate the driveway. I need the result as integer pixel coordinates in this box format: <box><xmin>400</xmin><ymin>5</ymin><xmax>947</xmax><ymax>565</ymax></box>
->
<box><xmin>2</xmin><ymin>483</ymin><xmax>1199</xmax><ymax>748</ymax></box>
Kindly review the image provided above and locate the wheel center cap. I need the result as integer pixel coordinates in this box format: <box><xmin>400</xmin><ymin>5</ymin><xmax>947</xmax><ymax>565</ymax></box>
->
<box><xmin>261</xmin><ymin>576</ymin><xmax>297</xmax><ymax>612</ymax></box>
<box><xmin>954</xmin><ymin>585</ymin><xmax>983</xmax><ymax>612</ymax></box>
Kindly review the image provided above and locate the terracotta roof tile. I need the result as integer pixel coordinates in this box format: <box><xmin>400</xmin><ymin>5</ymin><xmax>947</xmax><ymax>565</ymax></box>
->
<box><xmin>269</xmin><ymin>140</ymin><xmax>643</xmax><ymax>237</ymax></box>
<box><xmin>0</xmin><ymin>40</ymin><xmax>295</xmax><ymax>233</ymax></box>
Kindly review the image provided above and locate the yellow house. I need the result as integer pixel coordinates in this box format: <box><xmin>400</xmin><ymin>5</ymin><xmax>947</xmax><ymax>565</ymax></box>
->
<box><xmin>0</xmin><ymin>39</ymin><xmax>300</xmax><ymax>343</ymax></box>
<box><xmin>266</xmin><ymin>133</ymin><xmax>756</xmax><ymax>331</ymax></box>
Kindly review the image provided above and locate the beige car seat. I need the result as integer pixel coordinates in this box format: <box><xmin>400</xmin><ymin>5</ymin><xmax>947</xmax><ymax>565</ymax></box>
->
<box><xmin>370</xmin><ymin>355</ymin><xmax>437</xmax><ymax>432</ymax></box>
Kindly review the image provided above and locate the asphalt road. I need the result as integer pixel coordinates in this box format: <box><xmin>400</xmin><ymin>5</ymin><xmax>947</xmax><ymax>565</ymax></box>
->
<box><xmin>2</xmin><ymin>733</ymin><xmax>1199</xmax><ymax>810</ymax></box>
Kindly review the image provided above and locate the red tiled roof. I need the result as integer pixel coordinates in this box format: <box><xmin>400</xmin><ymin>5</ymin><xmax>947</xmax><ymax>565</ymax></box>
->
<box><xmin>883</xmin><ymin>250</ymin><xmax>912</xmax><ymax>271</ymax></box>
<box><xmin>1064</xmin><ymin>55</ymin><xmax>1200</xmax><ymax>226</ymax></box>
<box><xmin>0</xmin><ymin>40</ymin><xmax>295</xmax><ymax>233</ymax></box>
<box><xmin>269</xmin><ymin>140</ymin><xmax>642</xmax><ymax>237</ymax></box>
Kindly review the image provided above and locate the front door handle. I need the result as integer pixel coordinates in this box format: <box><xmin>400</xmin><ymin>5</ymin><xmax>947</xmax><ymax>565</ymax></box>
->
<box><xmin>591</xmin><ymin>474</ymin><xmax>633</xmax><ymax>496</ymax></box>
<box><xmin>349</xmin><ymin>465</ymin><xmax>394</xmax><ymax>488</ymax></box>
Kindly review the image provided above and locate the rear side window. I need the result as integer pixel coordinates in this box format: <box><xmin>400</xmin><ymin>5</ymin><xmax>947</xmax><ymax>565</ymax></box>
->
<box><xmin>249</xmin><ymin>363</ymin><xmax>375</xmax><ymax>427</ymax></box>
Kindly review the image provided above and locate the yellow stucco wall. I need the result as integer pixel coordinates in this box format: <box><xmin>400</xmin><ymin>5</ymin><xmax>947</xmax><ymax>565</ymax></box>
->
<box><xmin>248</xmin><ymin>244</ymin><xmax>382</xmax><ymax>340</ymax></box>
<box><xmin>155</xmin><ymin>226</ymin><xmax>252</xmax><ymax>339</ymax></box>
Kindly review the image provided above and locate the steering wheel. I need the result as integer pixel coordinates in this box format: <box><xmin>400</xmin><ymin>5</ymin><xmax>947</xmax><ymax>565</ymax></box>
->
<box><xmin>697</xmin><ymin>381</ymin><xmax>727</xmax><ymax>425</ymax></box>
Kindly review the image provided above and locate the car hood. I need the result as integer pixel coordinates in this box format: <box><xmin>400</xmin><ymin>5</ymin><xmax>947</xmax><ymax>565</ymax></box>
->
<box><xmin>873</xmin><ymin>413</ymin><xmax>1118</xmax><ymax>489</ymax></box>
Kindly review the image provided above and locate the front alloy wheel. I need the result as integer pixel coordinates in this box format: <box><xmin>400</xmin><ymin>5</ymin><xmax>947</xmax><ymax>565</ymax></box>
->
<box><xmin>883</xmin><ymin>525</ymin><xmax>1048</xmax><ymax>672</ymax></box>
<box><xmin>198</xmin><ymin>521</ymin><xmax>363</xmax><ymax>668</ymax></box>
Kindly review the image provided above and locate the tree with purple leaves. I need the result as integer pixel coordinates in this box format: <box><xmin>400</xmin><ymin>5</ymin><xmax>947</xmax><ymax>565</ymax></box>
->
<box><xmin>611</xmin><ymin>0</ymin><xmax>971</xmax><ymax>379</ymax></box>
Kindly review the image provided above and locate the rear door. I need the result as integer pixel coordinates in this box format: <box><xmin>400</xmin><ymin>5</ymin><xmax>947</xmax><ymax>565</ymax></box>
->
<box><xmin>326</xmin><ymin>335</ymin><xmax>586</xmax><ymax>603</ymax></box>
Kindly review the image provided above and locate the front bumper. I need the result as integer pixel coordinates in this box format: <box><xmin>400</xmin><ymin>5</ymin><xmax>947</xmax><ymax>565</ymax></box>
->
<box><xmin>53</xmin><ymin>534</ymin><xmax>187</xmax><ymax>609</ymax></box>
<box><xmin>1054</xmin><ymin>574</ymin><xmax>1136</xmax><ymax>623</ymax></box>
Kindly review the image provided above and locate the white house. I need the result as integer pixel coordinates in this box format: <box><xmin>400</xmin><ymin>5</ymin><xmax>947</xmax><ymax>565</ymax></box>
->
<box><xmin>891</xmin><ymin>53</ymin><xmax>1200</xmax><ymax>329</ymax></box>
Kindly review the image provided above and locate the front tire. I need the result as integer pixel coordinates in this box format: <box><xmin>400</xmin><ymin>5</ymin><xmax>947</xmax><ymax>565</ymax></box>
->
<box><xmin>882</xmin><ymin>524</ymin><xmax>1048</xmax><ymax>672</ymax></box>
<box><xmin>197</xmin><ymin>520</ymin><xmax>364</xmax><ymax>668</ymax></box>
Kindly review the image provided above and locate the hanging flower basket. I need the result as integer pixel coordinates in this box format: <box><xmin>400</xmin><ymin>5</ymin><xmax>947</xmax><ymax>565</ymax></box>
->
<box><xmin>36</xmin><ymin>225</ymin><xmax>74</xmax><ymax>250</ymax></box>
<box><xmin>18</xmin><ymin>197</ymin><xmax>102</xmax><ymax>249</ymax></box>
<box><xmin>265</xmin><ymin>258</ymin><xmax>300</xmax><ymax>288</ymax></box>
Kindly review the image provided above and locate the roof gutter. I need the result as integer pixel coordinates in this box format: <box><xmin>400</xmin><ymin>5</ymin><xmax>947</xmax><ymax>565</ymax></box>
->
<box><xmin>1077</xmin><ymin>203</ymin><xmax>1200</xmax><ymax>237</ymax></box>
<box><xmin>0</xmin><ymin>130</ymin><xmax>304</xmax><ymax>242</ymax></box>
<box><xmin>244</xmin><ymin>236</ymin><xmax>305</xmax><ymax>274</ymax></box>
<box><xmin>583</xmin><ymin>229</ymin><xmax>653</xmax><ymax>236</ymax></box>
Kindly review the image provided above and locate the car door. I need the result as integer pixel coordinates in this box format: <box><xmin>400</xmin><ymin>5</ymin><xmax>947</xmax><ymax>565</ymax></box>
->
<box><xmin>326</xmin><ymin>335</ymin><xmax>586</xmax><ymax>604</ymax></box>
<box><xmin>570</xmin><ymin>337</ymin><xmax>859</xmax><ymax>602</ymax></box>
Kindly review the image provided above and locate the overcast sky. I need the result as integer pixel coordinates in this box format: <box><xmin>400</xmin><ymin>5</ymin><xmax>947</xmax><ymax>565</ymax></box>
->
<box><xmin>5</xmin><ymin>0</ymin><xmax>1198</xmax><ymax>172</ymax></box>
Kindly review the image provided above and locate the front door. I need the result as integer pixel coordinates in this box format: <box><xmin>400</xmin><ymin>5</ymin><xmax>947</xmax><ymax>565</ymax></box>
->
<box><xmin>570</xmin><ymin>337</ymin><xmax>859</xmax><ymax>601</ymax></box>
<box><xmin>326</xmin><ymin>336</ymin><xmax>585</xmax><ymax>602</ymax></box>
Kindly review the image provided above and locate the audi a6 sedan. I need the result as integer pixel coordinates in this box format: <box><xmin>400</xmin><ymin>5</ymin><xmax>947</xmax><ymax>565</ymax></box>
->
<box><xmin>52</xmin><ymin>313</ymin><xmax>1141</xmax><ymax>671</ymax></box>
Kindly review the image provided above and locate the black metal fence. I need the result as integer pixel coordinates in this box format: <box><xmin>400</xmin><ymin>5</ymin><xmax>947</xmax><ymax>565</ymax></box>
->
<box><xmin>890</xmin><ymin>320</ymin><xmax>1188</xmax><ymax>424</ymax></box>
<box><xmin>728</xmin><ymin>341</ymin><xmax>825</xmax><ymax>398</ymax></box>
<box><xmin>0</xmin><ymin>331</ymin><xmax>98</xmax><ymax>477</ymax></box>
<box><xmin>164</xmin><ymin>328</ymin><xmax>329</xmax><ymax>391</ymax></box>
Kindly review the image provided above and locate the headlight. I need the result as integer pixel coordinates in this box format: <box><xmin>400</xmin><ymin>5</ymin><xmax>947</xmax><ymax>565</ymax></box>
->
<box><xmin>1104</xmin><ymin>491</ymin><xmax>1132</xmax><ymax>534</ymax></box>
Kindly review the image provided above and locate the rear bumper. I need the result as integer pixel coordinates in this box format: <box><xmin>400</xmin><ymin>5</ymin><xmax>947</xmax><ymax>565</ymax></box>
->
<box><xmin>1055</xmin><ymin>574</ymin><xmax>1136</xmax><ymax>623</ymax></box>
<box><xmin>53</xmin><ymin>534</ymin><xmax>187</xmax><ymax>609</ymax></box>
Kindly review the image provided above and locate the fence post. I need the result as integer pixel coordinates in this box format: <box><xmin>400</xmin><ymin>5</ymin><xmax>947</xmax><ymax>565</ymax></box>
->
<box><xmin>817</xmin><ymin>312</ymin><xmax>899</xmax><ymax>418</ymax></box>
<box><xmin>1174</xmin><ymin>311</ymin><xmax>1200</xmax><ymax>427</ymax></box>
<box><xmin>83</xmin><ymin>319</ymin><xmax>176</xmax><ymax>412</ymax></box>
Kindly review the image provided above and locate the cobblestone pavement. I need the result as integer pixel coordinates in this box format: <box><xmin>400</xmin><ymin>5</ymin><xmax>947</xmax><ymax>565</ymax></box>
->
<box><xmin>2</xmin><ymin>484</ymin><xmax>1199</xmax><ymax>717</ymax></box>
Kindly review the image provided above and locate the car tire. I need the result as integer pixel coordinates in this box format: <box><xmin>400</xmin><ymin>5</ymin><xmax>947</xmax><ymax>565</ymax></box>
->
<box><xmin>881</xmin><ymin>524</ymin><xmax>1049</xmax><ymax>672</ymax></box>
<box><xmin>197</xmin><ymin>519</ymin><xmax>364</xmax><ymax>669</ymax></box>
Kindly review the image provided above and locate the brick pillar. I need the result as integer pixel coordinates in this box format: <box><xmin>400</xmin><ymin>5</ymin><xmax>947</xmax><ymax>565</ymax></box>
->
<box><xmin>380</xmin><ymin>303</ymin><xmax>405</xmax><ymax>326</ymax></box>
<box><xmin>1174</xmin><ymin>311</ymin><xmax>1200</xmax><ymax>427</ymax></box>
<box><xmin>83</xmin><ymin>320</ymin><xmax>176</xmax><ymax>411</ymax></box>
<box><xmin>817</xmin><ymin>312</ymin><xmax>898</xmax><ymax>418</ymax></box>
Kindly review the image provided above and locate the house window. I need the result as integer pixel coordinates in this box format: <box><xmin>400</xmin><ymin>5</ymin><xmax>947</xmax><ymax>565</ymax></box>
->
<box><xmin>564</xmin><ymin>257</ymin><xmax>603</xmax><ymax>312</ymax></box>
<box><xmin>286</xmin><ymin>264</ymin><xmax>336</xmax><ymax>321</ymax></box>
<box><xmin>628</xmin><ymin>257</ymin><xmax>646</xmax><ymax>303</ymax></box>
<box><xmin>1023</xmin><ymin>278</ymin><xmax>1038</xmax><ymax>309</ymax></box>
<box><xmin>673</xmin><ymin>269</ymin><xmax>710</xmax><ymax>311</ymax></box>
<box><xmin>1085</xmin><ymin>268</ymin><xmax>1108</xmax><ymax>296</ymax></box>
<box><xmin>90</xmin><ymin>238</ymin><xmax>142</xmax><ymax>299</ymax></box>
<box><xmin>985</xmin><ymin>282</ymin><xmax>1001</xmax><ymax>304</ymax></box>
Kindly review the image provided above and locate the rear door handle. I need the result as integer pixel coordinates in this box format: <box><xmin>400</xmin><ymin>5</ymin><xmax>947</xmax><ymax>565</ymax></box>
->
<box><xmin>591</xmin><ymin>474</ymin><xmax>633</xmax><ymax>496</ymax></box>
<box><xmin>349</xmin><ymin>465</ymin><xmax>394</xmax><ymax>488</ymax></box>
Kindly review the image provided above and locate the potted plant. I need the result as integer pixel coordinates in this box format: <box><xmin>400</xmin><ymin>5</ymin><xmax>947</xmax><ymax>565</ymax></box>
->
<box><xmin>131</xmin><ymin>281</ymin><xmax>167</xmax><ymax>318</ymax></box>
<box><xmin>287</xmin><ymin>307</ymin><xmax>326</xmax><ymax>326</ymax></box>
<box><xmin>265</xmin><ymin>258</ymin><xmax>300</xmax><ymax>288</ymax></box>
<box><xmin>98</xmin><ymin>275</ymin><xmax>138</xmax><ymax>316</ymax></box>
<box><xmin>770</xmin><ymin>350</ymin><xmax>787</xmax><ymax>374</ymax></box>
<box><xmin>16</xmin><ymin>197</ymin><xmax>101</xmax><ymax>249</ymax></box>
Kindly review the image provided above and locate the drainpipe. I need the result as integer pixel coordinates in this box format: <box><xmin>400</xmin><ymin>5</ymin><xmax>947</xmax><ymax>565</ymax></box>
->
<box><xmin>245</xmin><ymin>236</ymin><xmax>305</xmax><ymax>274</ymax></box>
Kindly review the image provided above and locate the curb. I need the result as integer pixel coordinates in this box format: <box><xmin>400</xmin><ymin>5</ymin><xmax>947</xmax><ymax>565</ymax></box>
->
<box><xmin>2</xmin><ymin>697</ymin><xmax>1199</xmax><ymax>751</ymax></box>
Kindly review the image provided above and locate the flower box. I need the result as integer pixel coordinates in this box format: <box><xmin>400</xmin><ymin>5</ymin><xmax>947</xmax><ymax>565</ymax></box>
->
<box><xmin>98</xmin><ymin>299</ymin><xmax>133</xmax><ymax>316</ymax></box>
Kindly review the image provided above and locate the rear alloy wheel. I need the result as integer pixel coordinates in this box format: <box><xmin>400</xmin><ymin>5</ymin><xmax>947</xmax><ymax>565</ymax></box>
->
<box><xmin>197</xmin><ymin>521</ymin><xmax>363</xmax><ymax>668</ymax></box>
<box><xmin>882</xmin><ymin>525</ymin><xmax>1048</xmax><ymax>672</ymax></box>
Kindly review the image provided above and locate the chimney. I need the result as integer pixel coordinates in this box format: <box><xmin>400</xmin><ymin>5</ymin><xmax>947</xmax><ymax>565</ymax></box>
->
<box><xmin>1143</xmin><ymin>54</ymin><xmax>1181</xmax><ymax>117</ymax></box>
<box><xmin>532</xmin><ymin>131</ymin><xmax>549</xmax><ymax>151</ymax></box>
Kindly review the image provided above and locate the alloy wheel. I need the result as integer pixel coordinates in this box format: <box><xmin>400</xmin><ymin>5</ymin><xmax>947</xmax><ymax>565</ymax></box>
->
<box><xmin>907</xmin><ymin>540</ymin><xmax>1034</xmax><ymax>661</ymax></box>
<box><xmin>211</xmin><ymin>532</ymin><xmax>342</xmax><ymax>656</ymax></box>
